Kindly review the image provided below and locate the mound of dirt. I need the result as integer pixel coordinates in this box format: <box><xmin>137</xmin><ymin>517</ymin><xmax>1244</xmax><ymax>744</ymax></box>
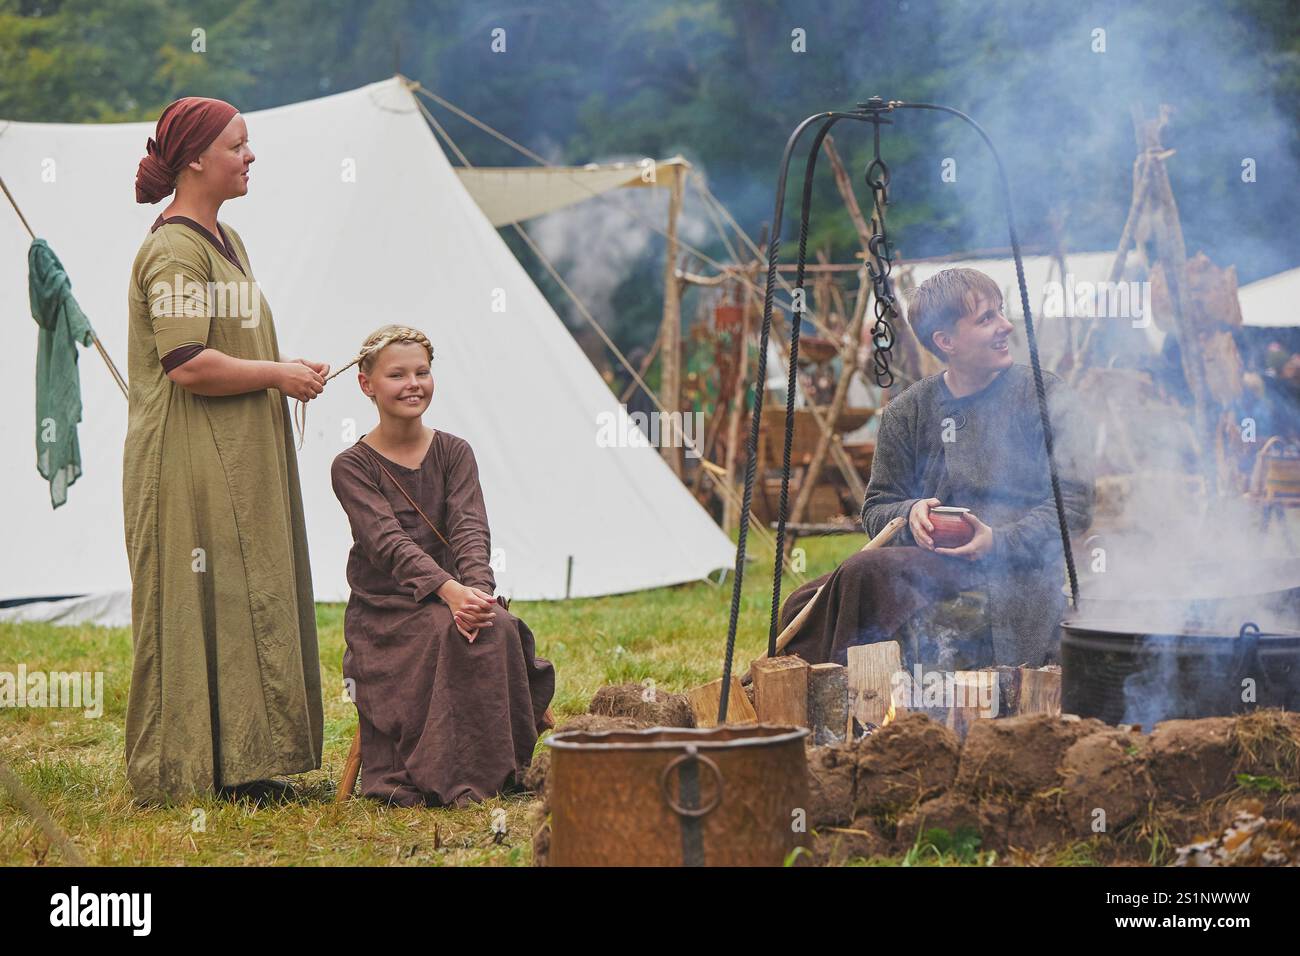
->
<box><xmin>1230</xmin><ymin>710</ymin><xmax>1300</xmax><ymax>778</ymax></box>
<box><xmin>532</xmin><ymin>708</ymin><xmax>1300</xmax><ymax>866</ymax></box>
<box><xmin>588</xmin><ymin>683</ymin><xmax>695</xmax><ymax>727</ymax></box>
<box><xmin>526</xmin><ymin>714</ymin><xmax>651</xmax><ymax>797</ymax></box>
<box><xmin>529</xmin><ymin>800</ymin><xmax>551</xmax><ymax>867</ymax></box>
<box><xmin>810</xmin><ymin>822</ymin><xmax>891</xmax><ymax>865</ymax></box>
<box><xmin>895</xmin><ymin>791</ymin><xmax>1014</xmax><ymax>854</ymax></box>
<box><xmin>805</xmin><ymin>744</ymin><xmax>856</xmax><ymax>829</ymax></box>
<box><xmin>1146</xmin><ymin>717</ymin><xmax>1237</xmax><ymax>804</ymax></box>
<box><xmin>1058</xmin><ymin>727</ymin><xmax>1154</xmax><ymax>838</ymax></box>
<box><xmin>854</xmin><ymin>712</ymin><xmax>960</xmax><ymax>818</ymax></box>
<box><xmin>955</xmin><ymin>714</ymin><xmax>1105</xmax><ymax>799</ymax></box>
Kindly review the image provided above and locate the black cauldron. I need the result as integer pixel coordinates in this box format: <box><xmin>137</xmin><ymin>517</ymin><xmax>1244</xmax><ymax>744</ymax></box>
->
<box><xmin>1060</xmin><ymin>619</ymin><xmax>1300</xmax><ymax>726</ymax></box>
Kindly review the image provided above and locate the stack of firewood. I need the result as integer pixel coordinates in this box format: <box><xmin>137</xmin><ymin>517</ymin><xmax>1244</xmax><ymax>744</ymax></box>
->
<box><xmin>685</xmin><ymin>641</ymin><xmax>1062</xmax><ymax>744</ymax></box>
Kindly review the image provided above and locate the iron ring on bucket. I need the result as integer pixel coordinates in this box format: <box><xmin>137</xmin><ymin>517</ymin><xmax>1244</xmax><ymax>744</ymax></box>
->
<box><xmin>659</xmin><ymin>748</ymin><xmax>724</xmax><ymax>818</ymax></box>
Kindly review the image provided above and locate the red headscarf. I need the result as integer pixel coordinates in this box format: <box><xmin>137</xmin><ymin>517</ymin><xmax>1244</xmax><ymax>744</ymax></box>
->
<box><xmin>134</xmin><ymin>96</ymin><xmax>240</xmax><ymax>204</ymax></box>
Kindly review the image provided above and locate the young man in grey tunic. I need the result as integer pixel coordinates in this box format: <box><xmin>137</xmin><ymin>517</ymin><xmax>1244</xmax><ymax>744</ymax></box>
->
<box><xmin>778</xmin><ymin>268</ymin><xmax>1094</xmax><ymax>669</ymax></box>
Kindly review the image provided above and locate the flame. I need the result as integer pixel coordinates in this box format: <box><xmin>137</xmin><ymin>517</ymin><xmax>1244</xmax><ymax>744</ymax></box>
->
<box><xmin>881</xmin><ymin>697</ymin><xmax>897</xmax><ymax>727</ymax></box>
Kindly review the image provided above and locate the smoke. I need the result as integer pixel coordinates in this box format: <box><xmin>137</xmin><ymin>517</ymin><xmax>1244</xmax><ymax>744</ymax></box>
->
<box><xmin>908</xmin><ymin>0</ymin><xmax>1300</xmax><ymax>283</ymax></box>
<box><xmin>526</xmin><ymin>157</ymin><xmax>712</xmax><ymax>338</ymax></box>
<box><xmin>1070</xmin><ymin>374</ymin><xmax>1300</xmax><ymax>725</ymax></box>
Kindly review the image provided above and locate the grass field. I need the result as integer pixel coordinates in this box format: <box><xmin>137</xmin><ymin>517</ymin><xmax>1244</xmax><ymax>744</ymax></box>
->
<box><xmin>0</xmin><ymin>533</ymin><xmax>858</xmax><ymax>867</ymax></box>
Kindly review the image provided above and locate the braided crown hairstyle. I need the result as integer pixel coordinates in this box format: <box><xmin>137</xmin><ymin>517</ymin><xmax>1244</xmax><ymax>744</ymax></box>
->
<box><xmin>292</xmin><ymin>325</ymin><xmax>435</xmax><ymax>448</ymax></box>
<box><xmin>328</xmin><ymin>324</ymin><xmax>435</xmax><ymax>383</ymax></box>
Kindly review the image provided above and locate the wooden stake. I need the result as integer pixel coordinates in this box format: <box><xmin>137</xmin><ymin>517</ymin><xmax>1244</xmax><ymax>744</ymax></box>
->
<box><xmin>336</xmin><ymin>726</ymin><xmax>362</xmax><ymax>803</ymax></box>
<box><xmin>4</xmin><ymin>174</ymin><xmax>129</xmax><ymax>399</ymax></box>
<box><xmin>721</xmin><ymin>278</ymin><xmax>752</xmax><ymax>533</ymax></box>
<box><xmin>618</xmin><ymin>329</ymin><xmax>662</xmax><ymax>403</ymax></box>
<box><xmin>1136</xmin><ymin>106</ymin><xmax>1217</xmax><ymax>495</ymax></box>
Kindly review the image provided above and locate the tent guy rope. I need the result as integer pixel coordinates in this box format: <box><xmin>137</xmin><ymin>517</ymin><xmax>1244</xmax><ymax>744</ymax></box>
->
<box><xmin>410</xmin><ymin>80</ymin><xmax>840</xmax><ymax>342</ymax></box>
<box><xmin>409</xmin><ymin>88</ymin><xmax>806</xmax><ymax>582</ymax></box>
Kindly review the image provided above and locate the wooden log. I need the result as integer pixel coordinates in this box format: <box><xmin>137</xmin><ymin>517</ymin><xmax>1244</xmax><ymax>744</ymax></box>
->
<box><xmin>1018</xmin><ymin>666</ymin><xmax>1062</xmax><ymax>716</ymax></box>
<box><xmin>946</xmin><ymin>671</ymin><xmax>995</xmax><ymax>741</ymax></box>
<box><xmin>751</xmin><ymin>656</ymin><xmax>810</xmax><ymax>727</ymax></box>
<box><xmin>985</xmin><ymin>665</ymin><xmax>1022</xmax><ymax>718</ymax></box>
<box><xmin>807</xmin><ymin>662</ymin><xmax>849</xmax><ymax>746</ymax></box>
<box><xmin>686</xmin><ymin>676</ymin><xmax>758</xmax><ymax>728</ymax></box>
<box><xmin>846</xmin><ymin>641</ymin><xmax>904</xmax><ymax>729</ymax></box>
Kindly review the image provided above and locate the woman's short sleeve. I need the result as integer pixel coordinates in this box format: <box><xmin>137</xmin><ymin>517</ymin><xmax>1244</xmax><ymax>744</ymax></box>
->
<box><xmin>140</xmin><ymin>232</ymin><xmax>213</xmax><ymax>361</ymax></box>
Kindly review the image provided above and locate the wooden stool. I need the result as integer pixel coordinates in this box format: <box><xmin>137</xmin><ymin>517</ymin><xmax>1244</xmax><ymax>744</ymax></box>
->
<box><xmin>335</xmin><ymin>726</ymin><xmax>362</xmax><ymax>803</ymax></box>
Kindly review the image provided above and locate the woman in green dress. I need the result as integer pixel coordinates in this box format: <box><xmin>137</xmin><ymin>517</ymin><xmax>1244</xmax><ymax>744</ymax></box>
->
<box><xmin>124</xmin><ymin>96</ymin><xmax>329</xmax><ymax>803</ymax></box>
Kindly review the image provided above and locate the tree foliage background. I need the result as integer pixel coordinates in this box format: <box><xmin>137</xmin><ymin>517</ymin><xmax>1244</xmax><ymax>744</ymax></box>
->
<box><xmin>3</xmin><ymin>0</ymin><xmax>1298</xmax><ymax>351</ymax></box>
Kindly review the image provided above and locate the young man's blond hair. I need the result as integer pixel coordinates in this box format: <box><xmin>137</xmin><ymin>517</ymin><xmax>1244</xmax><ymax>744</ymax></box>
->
<box><xmin>907</xmin><ymin>267</ymin><xmax>1004</xmax><ymax>360</ymax></box>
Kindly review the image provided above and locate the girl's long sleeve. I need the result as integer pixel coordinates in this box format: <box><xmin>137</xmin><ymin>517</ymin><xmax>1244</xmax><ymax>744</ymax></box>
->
<box><xmin>330</xmin><ymin>452</ymin><xmax>454</xmax><ymax>602</ymax></box>
<box><xmin>442</xmin><ymin>440</ymin><xmax>495</xmax><ymax>593</ymax></box>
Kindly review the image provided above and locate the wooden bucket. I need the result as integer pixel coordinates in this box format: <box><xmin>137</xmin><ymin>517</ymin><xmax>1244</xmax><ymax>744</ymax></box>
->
<box><xmin>546</xmin><ymin>724</ymin><xmax>809</xmax><ymax>866</ymax></box>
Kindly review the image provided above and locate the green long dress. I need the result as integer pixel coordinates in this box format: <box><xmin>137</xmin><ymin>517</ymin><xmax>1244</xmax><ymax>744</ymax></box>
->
<box><xmin>122</xmin><ymin>215</ymin><xmax>323</xmax><ymax>803</ymax></box>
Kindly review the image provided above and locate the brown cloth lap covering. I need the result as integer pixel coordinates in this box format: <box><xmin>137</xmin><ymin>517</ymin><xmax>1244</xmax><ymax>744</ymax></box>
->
<box><xmin>331</xmin><ymin>431</ymin><xmax>555</xmax><ymax>808</ymax></box>
<box><xmin>770</xmin><ymin>365</ymin><xmax>1094</xmax><ymax>672</ymax></box>
<box><xmin>776</xmin><ymin>546</ymin><xmax>987</xmax><ymax>669</ymax></box>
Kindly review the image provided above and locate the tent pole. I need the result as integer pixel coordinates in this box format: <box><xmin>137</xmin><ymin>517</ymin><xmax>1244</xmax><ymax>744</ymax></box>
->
<box><xmin>658</xmin><ymin>165</ymin><xmax>685</xmax><ymax>477</ymax></box>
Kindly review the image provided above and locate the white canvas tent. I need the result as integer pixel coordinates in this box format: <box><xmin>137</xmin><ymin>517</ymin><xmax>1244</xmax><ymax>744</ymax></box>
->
<box><xmin>0</xmin><ymin>76</ymin><xmax>735</xmax><ymax>626</ymax></box>
<box><xmin>456</xmin><ymin>157</ymin><xmax>688</xmax><ymax>227</ymax></box>
<box><xmin>1238</xmin><ymin>266</ymin><xmax>1300</xmax><ymax>328</ymax></box>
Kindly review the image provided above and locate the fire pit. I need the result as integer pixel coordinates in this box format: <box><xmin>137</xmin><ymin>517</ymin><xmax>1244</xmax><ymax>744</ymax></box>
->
<box><xmin>1060</xmin><ymin>619</ymin><xmax>1300</xmax><ymax>726</ymax></box>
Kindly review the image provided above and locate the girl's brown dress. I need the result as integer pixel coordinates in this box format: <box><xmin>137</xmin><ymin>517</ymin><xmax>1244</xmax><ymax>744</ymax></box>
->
<box><xmin>330</xmin><ymin>430</ymin><xmax>555</xmax><ymax>807</ymax></box>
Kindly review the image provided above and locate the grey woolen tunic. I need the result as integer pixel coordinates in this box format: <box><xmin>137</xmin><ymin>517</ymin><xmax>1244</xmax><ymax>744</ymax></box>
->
<box><xmin>860</xmin><ymin>364</ymin><xmax>1095</xmax><ymax>664</ymax></box>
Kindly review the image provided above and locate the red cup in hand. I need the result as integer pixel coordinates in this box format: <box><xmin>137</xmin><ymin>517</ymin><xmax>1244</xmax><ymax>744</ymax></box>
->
<box><xmin>929</xmin><ymin>506</ymin><xmax>975</xmax><ymax>549</ymax></box>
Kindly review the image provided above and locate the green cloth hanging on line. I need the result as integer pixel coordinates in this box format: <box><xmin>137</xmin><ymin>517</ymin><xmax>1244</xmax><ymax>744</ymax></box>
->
<box><xmin>29</xmin><ymin>239</ymin><xmax>95</xmax><ymax>508</ymax></box>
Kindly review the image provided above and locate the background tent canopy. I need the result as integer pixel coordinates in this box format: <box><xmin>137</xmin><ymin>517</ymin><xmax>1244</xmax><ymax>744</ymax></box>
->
<box><xmin>0</xmin><ymin>76</ymin><xmax>735</xmax><ymax>622</ymax></box>
<box><xmin>456</xmin><ymin>157</ymin><xmax>688</xmax><ymax>227</ymax></box>
<box><xmin>1237</xmin><ymin>266</ymin><xmax>1300</xmax><ymax>329</ymax></box>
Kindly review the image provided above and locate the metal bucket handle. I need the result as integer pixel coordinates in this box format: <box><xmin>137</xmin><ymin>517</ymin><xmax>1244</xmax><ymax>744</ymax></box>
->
<box><xmin>1232</xmin><ymin>622</ymin><xmax>1265</xmax><ymax>702</ymax></box>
